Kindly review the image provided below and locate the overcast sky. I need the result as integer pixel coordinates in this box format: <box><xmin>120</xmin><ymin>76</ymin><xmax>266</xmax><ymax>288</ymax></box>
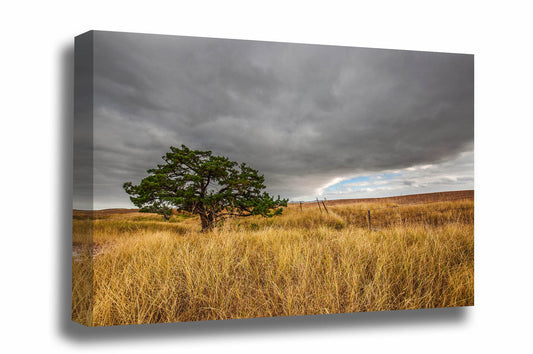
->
<box><xmin>87</xmin><ymin>31</ymin><xmax>473</xmax><ymax>210</ymax></box>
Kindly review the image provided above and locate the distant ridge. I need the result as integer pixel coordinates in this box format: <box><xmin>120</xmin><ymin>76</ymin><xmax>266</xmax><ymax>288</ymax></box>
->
<box><xmin>73</xmin><ymin>208</ymin><xmax>139</xmax><ymax>217</ymax></box>
<box><xmin>293</xmin><ymin>190</ymin><xmax>474</xmax><ymax>206</ymax></box>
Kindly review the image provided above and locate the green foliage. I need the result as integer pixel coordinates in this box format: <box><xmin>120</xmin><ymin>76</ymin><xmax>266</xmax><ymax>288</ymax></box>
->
<box><xmin>123</xmin><ymin>145</ymin><xmax>287</xmax><ymax>231</ymax></box>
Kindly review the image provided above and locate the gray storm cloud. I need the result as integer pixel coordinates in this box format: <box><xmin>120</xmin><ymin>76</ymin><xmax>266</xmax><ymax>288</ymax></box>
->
<box><xmin>87</xmin><ymin>31</ymin><xmax>473</xmax><ymax>209</ymax></box>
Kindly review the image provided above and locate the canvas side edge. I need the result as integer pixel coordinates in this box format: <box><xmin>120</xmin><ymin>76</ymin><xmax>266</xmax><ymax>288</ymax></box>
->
<box><xmin>72</xmin><ymin>31</ymin><xmax>95</xmax><ymax>327</ymax></box>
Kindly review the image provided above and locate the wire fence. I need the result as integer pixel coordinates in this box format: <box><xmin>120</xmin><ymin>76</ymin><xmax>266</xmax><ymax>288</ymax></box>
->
<box><xmin>298</xmin><ymin>199</ymin><xmax>474</xmax><ymax>229</ymax></box>
<box><xmin>353</xmin><ymin>206</ymin><xmax>473</xmax><ymax>229</ymax></box>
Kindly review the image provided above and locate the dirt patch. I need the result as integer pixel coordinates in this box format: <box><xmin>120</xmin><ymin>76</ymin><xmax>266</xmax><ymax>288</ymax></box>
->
<box><xmin>72</xmin><ymin>244</ymin><xmax>109</xmax><ymax>260</ymax></box>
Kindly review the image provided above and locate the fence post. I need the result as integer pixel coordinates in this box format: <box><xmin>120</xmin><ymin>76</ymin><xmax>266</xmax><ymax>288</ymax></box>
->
<box><xmin>367</xmin><ymin>209</ymin><xmax>371</xmax><ymax>230</ymax></box>
<box><xmin>300</xmin><ymin>202</ymin><xmax>302</xmax><ymax>212</ymax></box>
<box><xmin>321</xmin><ymin>200</ymin><xmax>329</xmax><ymax>214</ymax></box>
<box><xmin>316</xmin><ymin>198</ymin><xmax>322</xmax><ymax>213</ymax></box>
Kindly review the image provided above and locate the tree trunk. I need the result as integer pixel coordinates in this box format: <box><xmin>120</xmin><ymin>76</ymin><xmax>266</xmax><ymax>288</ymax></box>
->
<box><xmin>198</xmin><ymin>205</ymin><xmax>218</xmax><ymax>232</ymax></box>
<box><xmin>199</xmin><ymin>213</ymin><xmax>208</xmax><ymax>231</ymax></box>
<box><xmin>199</xmin><ymin>212</ymin><xmax>212</xmax><ymax>232</ymax></box>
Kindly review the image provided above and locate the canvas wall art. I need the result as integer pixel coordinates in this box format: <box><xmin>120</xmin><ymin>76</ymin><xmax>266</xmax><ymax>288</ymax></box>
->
<box><xmin>73</xmin><ymin>30</ymin><xmax>474</xmax><ymax>327</ymax></box>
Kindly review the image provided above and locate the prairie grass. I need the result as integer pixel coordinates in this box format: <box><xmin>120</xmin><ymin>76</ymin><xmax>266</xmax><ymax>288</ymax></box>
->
<box><xmin>72</xmin><ymin>197</ymin><xmax>474</xmax><ymax>326</ymax></box>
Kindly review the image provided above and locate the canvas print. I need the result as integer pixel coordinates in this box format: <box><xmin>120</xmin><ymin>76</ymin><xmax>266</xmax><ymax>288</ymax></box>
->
<box><xmin>73</xmin><ymin>31</ymin><xmax>474</xmax><ymax>327</ymax></box>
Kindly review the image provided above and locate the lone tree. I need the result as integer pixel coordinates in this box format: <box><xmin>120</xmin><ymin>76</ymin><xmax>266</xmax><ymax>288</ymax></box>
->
<box><xmin>123</xmin><ymin>145</ymin><xmax>288</xmax><ymax>231</ymax></box>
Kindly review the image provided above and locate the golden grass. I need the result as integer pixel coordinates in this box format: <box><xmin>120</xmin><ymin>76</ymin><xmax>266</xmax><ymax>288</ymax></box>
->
<box><xmin>72</xmin><ymin>198</ymin><xmax>474</xmax><ymax>326</ymax></box>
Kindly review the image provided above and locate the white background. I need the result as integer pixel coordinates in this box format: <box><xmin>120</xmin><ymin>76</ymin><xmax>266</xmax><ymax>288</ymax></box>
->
<box><xmin>1</xmin><ymin>0</ymin><xmax>532</xmax><ymax>353</ymax></box>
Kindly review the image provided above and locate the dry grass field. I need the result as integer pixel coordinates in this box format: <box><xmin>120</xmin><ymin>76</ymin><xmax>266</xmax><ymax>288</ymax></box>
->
<box><xmin>72</xmin><ymin>190</ymin><xmax>474</xmax><ymax>326</ymax></box>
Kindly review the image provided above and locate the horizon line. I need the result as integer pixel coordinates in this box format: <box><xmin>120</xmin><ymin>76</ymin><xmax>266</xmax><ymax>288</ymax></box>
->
<box><xmin>74</xmin><ymin>189</ymin><xmax>474</xmax><ymax>212</ymax></box>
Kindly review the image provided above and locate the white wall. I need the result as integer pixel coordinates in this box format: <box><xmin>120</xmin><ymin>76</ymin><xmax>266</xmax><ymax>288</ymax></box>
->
<box><xmin>1</xmin><ymin>1</ymin><xmax>532</xmax><ymax>352</ymax></box>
